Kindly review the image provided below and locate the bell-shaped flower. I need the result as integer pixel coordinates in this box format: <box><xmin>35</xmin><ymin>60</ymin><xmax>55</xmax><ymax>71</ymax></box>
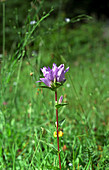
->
<box><xmin>36</xmin><ymin>63</ymin><xmax>69</xmax><ymax>90</ymax></box>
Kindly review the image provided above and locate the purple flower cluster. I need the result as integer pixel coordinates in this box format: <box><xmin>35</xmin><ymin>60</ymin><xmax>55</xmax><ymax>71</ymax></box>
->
<box><xmin>37</xmin><ymin>63</ymin><xmax>69</xmax><ymax>88</ymax></box>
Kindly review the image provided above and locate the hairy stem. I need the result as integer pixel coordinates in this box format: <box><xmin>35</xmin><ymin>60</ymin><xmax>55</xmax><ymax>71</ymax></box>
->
<box><xmin>55</xmin><ymin>90</ymin><xmax>61</xmax><ymax>169</ymax></box>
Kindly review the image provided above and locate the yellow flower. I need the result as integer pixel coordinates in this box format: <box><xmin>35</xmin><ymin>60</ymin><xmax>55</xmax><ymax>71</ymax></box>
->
<box><xmin>53</xmin><ymin>131</ymin><xmax>64</xmax><ymax>138</ymax></box>
<box><xmin>59</xmin><ymin>131</ymin><xmax>64</xmax><ymax>137</ymax></box>
<box><xmin>53</xmin><ymin>131</ymin><xmax>57</xmax><ymax>138</ymax></box>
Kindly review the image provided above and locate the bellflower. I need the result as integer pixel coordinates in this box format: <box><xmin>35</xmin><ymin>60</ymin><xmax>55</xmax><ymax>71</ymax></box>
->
<box><xmin>37</xmin><ymin>63</ymin><xmax>69</xmax><ymax>90</ymax></box>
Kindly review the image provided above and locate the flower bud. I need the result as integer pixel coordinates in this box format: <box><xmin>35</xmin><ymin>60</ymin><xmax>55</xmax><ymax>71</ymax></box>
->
<box><xmin>59</xmin><ymin>96</ymin><xmax>63</xmax><ymax>104</ymax></box>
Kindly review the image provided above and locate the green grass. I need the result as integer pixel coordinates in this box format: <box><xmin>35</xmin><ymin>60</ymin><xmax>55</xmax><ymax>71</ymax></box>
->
<box><xmin>1</xmin><ymin>2</ymin><xmax>109</xmax><ymax>169</ymax></box>
<box><xmin>1</xmin><ymin>56</ymin><xmax>109</xmax><ymax>169</ymax></box>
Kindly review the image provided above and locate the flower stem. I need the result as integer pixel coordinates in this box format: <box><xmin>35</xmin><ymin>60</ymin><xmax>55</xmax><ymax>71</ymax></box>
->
<box><xmin>55</xmin><ymin>90</ymin><xmax>61</xmax><ymax>169</ymax></box>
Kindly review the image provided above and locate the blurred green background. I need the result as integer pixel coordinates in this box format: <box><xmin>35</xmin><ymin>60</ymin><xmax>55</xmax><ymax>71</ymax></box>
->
<box><xmin>0</xmin><ymin>0</ymin><xmax>109</xmax><ymax>64</ymax></box>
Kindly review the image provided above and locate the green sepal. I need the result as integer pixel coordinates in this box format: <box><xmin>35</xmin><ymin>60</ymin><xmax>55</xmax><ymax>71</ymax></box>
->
<box><xmin>36</xmin><ymin>86</ymin><xmax>51</xmax><ymax>90</ymax></box>
<box><xmin>36</xmin><ymin>85</ymin><xmax>50</xmax><ymax>89</ymax></box>
<box><xmin>37</xmin><ymin>81</ymin><xmax>64</xmax><ymax>91</ymax></box>
<box><xmin>55</xmin><ymin>103</ymin><xmax>68</xmax><ymax>109</ymax></box>
<box><xmin>51</xmin><ymin>81</ymin><xmax>63</xmax><ymax>91</ymax></box>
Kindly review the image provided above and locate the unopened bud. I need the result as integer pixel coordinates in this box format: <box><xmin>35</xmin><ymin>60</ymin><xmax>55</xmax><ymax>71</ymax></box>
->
<box><xmin>59</xmin><ymin>95</ymin><xmax>63</xmax><ymax>104</ymax></box>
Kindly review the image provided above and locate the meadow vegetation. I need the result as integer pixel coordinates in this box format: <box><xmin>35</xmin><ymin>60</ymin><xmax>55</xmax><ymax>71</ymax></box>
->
<box><xmin>0</xmin><ymin>0</ymin><xmax>109</xmax><ymax>169</ymax></box>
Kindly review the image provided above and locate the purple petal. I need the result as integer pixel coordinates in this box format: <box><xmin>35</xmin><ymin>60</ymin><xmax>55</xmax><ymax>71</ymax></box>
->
<box><xmin>58</xmin><ymin>64</ymin><xmax>64</xmax><ymax>70</ymax></box>
<box><xmin>57</xmin><ymin>67</ymin><xmax>65</xmax><ymax>82</ymax></box>
<box><xmin>47</xmin><ymin>70</ymin><xmax>54</xmax><ymax>81</ymax></box>
<box><xmin>47</xmin><ymin>67</ymin><xmax>51</xmax><ymax>71</ymax></box>
<box><xmin>52</xmin><ymin>63</ymin><xmax>57</xmax><ymax>70</ymax></box>
<box><xmin>40</xmin><ymin>78</ymin><xmax>52</xmax><ymax>87</ymax></box>
<box><xmin>36</xmin><ymin>81</ymin><xmax>41</xmax><ymax>83</ymax></box>
<box><xmin>64</xmin><ymin>67</ymin><xmax>69</xmax><ymax>73</ymax></box>
<box><xmin>41</xmin><ymin>67</ymin><xmax>48</xmax><ymax>76</ymax></box>
<box><xmin>52</xmin><ymin>63</ymin><xmax>58</xmax><ymax>78</ymax></box>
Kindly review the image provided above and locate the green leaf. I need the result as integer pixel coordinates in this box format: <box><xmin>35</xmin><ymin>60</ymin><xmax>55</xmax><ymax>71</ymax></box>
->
<box><xmin>36</xmin><ymin>86</ymin><xmax>51</xmax><ymax>90</ymax></box>
<box><xmin>55</xmin><ymin>103</ymin><xmax>68</xmax><ymax>109</ymax></box>
<box><xmin>59</xmin><ymin>118</ymin><xmax>65</xmax><ymax>126</ymax></box>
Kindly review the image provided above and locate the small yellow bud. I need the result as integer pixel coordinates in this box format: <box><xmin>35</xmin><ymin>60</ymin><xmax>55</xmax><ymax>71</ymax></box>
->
<box><xmin>30</xmin><ymin>72</ymin><xmax>34</xmax><ymax>76</ymax></box>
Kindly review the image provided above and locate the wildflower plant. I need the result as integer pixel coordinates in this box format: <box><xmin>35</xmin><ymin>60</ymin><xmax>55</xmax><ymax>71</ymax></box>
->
<box><xmin>37</xmin><ymin>63</ymin><xmax>69</xmax><ymax>169</ymax></box>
